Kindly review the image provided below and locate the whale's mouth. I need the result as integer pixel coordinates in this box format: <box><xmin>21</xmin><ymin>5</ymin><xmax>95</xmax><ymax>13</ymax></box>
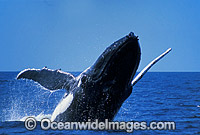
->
<box><xmin>90</xmin><ymin>32</ymin><xmax>141</xmax><ymax>86</ymax></box>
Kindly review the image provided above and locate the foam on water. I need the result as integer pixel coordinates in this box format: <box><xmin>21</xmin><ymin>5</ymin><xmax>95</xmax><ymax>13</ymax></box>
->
<box><xmin>19</xmin><ymin>111</ymin><xmax>51</xmax><ymax>121</ymax></box>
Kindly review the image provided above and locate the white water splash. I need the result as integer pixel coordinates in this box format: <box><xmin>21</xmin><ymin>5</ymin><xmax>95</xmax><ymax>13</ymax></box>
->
<box><xmin>19</xmin><ymin>111</ymin><xmax>51</xmax><ymax>121</ymax></box>
<box><xmin>3</xmin><ymin>79</ymin><xmax>64</xmax><ymax>122</ymax></box>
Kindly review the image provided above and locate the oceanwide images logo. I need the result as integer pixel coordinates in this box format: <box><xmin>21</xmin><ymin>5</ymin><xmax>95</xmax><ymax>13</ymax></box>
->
<box><xmin>24</xmin><ymin>117</ymin><xmax>176</xmax><ymax>132</ymax></box>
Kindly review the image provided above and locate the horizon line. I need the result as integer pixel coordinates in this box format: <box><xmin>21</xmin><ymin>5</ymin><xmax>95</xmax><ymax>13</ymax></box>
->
<box><xmin>0</xmin><ymin>71</ymin><xmax>199</xmax><ymax>73</ymax></box>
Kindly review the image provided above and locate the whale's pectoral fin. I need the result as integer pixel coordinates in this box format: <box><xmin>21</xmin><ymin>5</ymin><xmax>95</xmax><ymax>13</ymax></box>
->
<box><xmin>17</xmin><ymin>67</ymin><xmax>76</xmax><ymax>91</ymax></box>
<box><xmin>131</xmin><ymin>48</ymin><xmax>172</xmax><ymax>86</ymax></box>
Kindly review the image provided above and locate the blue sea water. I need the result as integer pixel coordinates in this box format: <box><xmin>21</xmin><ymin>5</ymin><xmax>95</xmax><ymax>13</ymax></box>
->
<box><xmin>0</xmin><ymin>72</ymin><xmax>199</xmax><ymax>135</ymax></box>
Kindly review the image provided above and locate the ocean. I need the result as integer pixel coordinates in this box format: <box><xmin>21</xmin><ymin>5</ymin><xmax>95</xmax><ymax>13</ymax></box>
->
<box><xmin>0</xmin><ymin>72</ymin><xmax>199</xmax><ymax>134</ymax></box>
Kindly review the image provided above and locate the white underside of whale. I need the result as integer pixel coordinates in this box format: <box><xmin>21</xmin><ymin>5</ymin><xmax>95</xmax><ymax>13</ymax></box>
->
<box><xmin>51</xmin><ymin>93</ymin><xmax>74</xmax><ymax>121</ymax></box>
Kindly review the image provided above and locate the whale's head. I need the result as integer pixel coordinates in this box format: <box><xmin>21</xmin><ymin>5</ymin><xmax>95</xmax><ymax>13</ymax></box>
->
<box><xmin>64</xmin><ymin>32</ymin><xmax>142</xmax><ymax>121</ymax></box>
<box><xmin>88</xmin><ymin>32</ymin><xmax>141</xmax><ymax>92</ymax></box>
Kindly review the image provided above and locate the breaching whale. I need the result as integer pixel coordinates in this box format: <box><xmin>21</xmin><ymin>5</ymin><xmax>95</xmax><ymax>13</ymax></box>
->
<box><xmin>17</xmin><ymin>32</ymin><xmax>171</xmax><ymax>122</ymax></box>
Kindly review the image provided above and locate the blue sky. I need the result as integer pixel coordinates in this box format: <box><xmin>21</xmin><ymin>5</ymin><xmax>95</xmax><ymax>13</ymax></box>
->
<box><xmin>0</xmin><ymin>0</ymin><xmax>199</xmax><ymax>72</ymax></box>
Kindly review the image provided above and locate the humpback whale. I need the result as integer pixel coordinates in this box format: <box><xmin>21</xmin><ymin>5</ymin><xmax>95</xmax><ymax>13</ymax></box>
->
<box><xmin>17</xmin><ymin>32</ymin><xmax>171</xmax><ymax>122</ymax></box>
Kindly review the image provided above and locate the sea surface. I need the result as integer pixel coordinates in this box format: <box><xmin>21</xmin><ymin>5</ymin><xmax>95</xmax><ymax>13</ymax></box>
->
<box><xmin>0</xmin><ymin>72</ymin><xmax>199</xmax><ymax>135</ymax></box>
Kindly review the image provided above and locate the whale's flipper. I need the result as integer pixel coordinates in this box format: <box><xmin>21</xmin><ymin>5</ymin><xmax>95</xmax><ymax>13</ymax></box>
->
<box><xmin>131</xmin><ymin>48</ymin><xmax>172</xmax><ymax>86</ymax></box>
<box><xmin>17</xmin><ymin>67</ymin><xmax>76</xmax><ymax>91</ymax></box>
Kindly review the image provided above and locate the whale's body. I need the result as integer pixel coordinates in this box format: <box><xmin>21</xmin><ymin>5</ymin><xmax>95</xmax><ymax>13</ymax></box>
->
<box><xmin>52</xmin><ymin>33</ymin><xmax>140</xmax><ymax>122</ymax></box>
<box><xmin>17</xmin><ymin>32</ymin><xmax>171</xmax><ymax>122</ymax></box>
